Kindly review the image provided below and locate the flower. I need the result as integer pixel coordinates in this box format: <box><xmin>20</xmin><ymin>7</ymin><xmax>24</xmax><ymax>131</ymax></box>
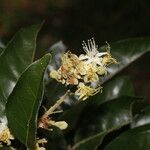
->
<box><xmin>101</xmin><ymin>51</ymin><xmax>117</xmax><ymax>65</ymax></box>
<box><xmin>79</xmin><ymin>38</ymin><xmax>108</xmax><ymax>66</ymax></box>
<box><xmin>83</xmin><ymin>64</ymin><xmax>99</xmax><ymax>83</ymax></box>
<box><xmin>50</xmin><ymin>52</ymin><xmax>82</xmax><ymax>85</ymax></box>
<box><xmin>50</xmin><ymin>70</ymin><xmax>64</xmax><ymax>83</ymax></box>
<box><xmin>0</xmin><ymin>128</ymin><xmax>14</xmax><ymax>146</ymax></box>
<box><xmin>35</xmin><ymin>138</ymin><xmax>47</xmax><ymax>150</ymax></box>
<box><xmin>0</xmin><ymin>117</ymin><xmax>14</xmax><ymax>147</ymax></box>
<box><xmin>38</xmin><ymin>116</ymin><xmax>68</xmax><ymax>130</ymax></box>
<box><xmin>97</xmin><ymin>66</ymin><xmax>107</xmax><ymax>75</ymax></box>
<box><xmin>75</xmin><ymin>82</ymin><xmax>101</xmax><ymax>100</ymax></box>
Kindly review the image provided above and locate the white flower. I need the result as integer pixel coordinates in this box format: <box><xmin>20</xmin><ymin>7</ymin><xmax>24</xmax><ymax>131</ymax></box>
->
<box><xmin>79</xmin><ymin>38</ymin><xmax>107</xmax><ymax>66</ymax></box>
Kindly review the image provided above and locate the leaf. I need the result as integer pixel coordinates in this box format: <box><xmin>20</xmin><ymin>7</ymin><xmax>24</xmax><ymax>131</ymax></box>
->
<box><xmin>40</xmin><ymin>127</ymin><xmax>67</xmax><ymax>150</ymax></box>
<box><xmin>59</xmin><ymin>100</ymin><xmax>86</xmax><ymax>132</ymax></box>
<box><xmin>72</xmin><ymin>132</ymin><xmax>106</xmax><ymax>150</ymax></box>
<box><xmin>0</xmin><ymin>39</ymin><xmax>5</xmax><ymax>55</ymax></box>
<box><xmin>48</xmin><ymin>41</ymin><xmax>66</xmax><ymax>71</ymax></box>
<box><xmin>0</xmin><ymin>47</ymin><xmax>4</xmax><ymax>55</ymax></box>
<box><xmin>60</xmin><ymin>75</ymin><xmax>134</xmax><ymax>132</ymax></box>
<box><xmin>6</xmin><ymin>54</ymin><xmax>51</xmax><ymax>149</ymax></box>
<box><xmin>131</xmin><ymin>106</ymin><xmax>150</xmax><ymax>128</ymax></box>
<box><xmin>0</xmin><ymin>24</ymin><xmax>42</xmax><ymax>116</ymax></box>
<box><xmin>104</xmin><ymin>124</ymin><xmax>150</xmax><ymax>150</ymax></box>
<box><xmin>91</xmin><ymin>75</ymin><xmax>134</xmax><ymax>105</ymax></box>
<box><xmin>100</xmin><ymin>37</ymin><xmax>150</xmax><ymax>83</ymax></box>
<box><xmin>74</xmin><ymin>97</ymin><xmax>134</xmax><ymax>143</ymax></box>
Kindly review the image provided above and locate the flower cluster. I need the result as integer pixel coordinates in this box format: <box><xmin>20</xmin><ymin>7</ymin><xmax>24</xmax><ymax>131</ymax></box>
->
<box><xmin>50</xmin><ymin>38</ymin><xmax>117</xmax><ymax>100</ymax></box>
<box><xmin>0</xmin><ymin>117</ymin><xmax>14</xmax><ymax>147</ymax></box>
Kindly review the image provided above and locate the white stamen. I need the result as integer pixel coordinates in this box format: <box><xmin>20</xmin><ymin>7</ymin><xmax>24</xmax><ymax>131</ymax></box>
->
<box><xmin>80</xmin><ymin>38</ymin><xmax>108</xmax><ymax>66</ymax></box>
<box><xmin>82</xmin><ymin>37</ymin><xmax>98</xmax><ymax>54</ymax></box>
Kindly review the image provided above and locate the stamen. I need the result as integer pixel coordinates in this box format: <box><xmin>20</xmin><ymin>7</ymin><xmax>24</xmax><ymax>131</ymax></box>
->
<box><xmin>105</xmin><ymin>41</ymin><xmax>111</xmax><ymax>53</ymax></box>
<box><xmin>91</xmin><ymin>37</ymin><xmax>95</xmax><ymax>50</ymax></box>
<box><xmin>82</xmin><ymin>40</ymin><xmax>89</xmax><ymax>53</ymax></box>
<box><xmin>82</xmin><ymin>38</ymin><xmax>98</xmax><ymax>54</ymax></box>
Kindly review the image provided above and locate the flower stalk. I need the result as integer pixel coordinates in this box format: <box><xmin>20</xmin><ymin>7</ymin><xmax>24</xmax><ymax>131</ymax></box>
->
<box><xmin>38</xmin><ymin>90</ymin><xmax>70</xmax><ymax>130</ymax></box>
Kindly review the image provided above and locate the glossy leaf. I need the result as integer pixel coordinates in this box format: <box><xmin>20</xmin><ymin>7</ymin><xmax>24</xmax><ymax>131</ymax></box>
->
<box><xmin>100</xmin><ymin>37</ymin><xmax>150</xmax><ymax>83</ymax></box>
<box><xmin>0</xmin><ymin>39</ymin><xmax>5</xmax><ymax>55</ymax></box>
<box><xmin>91</xmin><ymin>75</ymin><xmax>134</xmax><ymax>105</ymax></box>
<box><xmin>41</xmin><ymin>127</ymin><xmax>67</xmax><ymax>150</ymax></box>
<box><xmin>104</xmin><ymin>124</ymin><xmax>150</xmax><ymax>150</ymax></box>
<box><xmin>48</xmin><ymin>41</ymin><xmax>66</xmax><ymax>70</ymax></box>
<box><xmin>74</xmin><ymin>97</ymin><xmax>134</xmax><ymax>143</ymax></box>
<box><xmin>131</xmin><ymin>106</ymin><xmax>150</xmax><ymax>128</ymax></box>
<box><xmin>0</xmin><ymin>47</ymin><xmax>4</xmax><ymax>55</ymax></box>
<box><xmin>72</xmin><ymin>132</ymin><xmax>106</xmax><ymax>150</ymax></box>
<box><xmin>0</xmin><ymin>24</ymin><xmax>42</xmax><ymax>115</ymax></box>
<box><xmin>59</xmin><ymin>100</ymin><xmax>86</xmax><ymax>132</ymax></box>
<box><xmin>6</xmin><ymin>54</ymin><xmax>51</xmax><ymax>149</ymax></box>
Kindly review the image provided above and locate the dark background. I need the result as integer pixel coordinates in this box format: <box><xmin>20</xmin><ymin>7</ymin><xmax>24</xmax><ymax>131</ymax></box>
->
<box><xmin>0</xmin><ymin>0</ymin><xmax>150</xmax><ymax>98</ymax></box>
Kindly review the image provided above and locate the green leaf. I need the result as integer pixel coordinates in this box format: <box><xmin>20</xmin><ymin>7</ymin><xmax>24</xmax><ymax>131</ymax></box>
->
<box><xmin>48</xmin><ymin>41</ymin><xmax>66</xmax><ymax>69</ymax></box>
<box><xmin>0</xmin><ymin>39</ymin><xmax>5</xmax><ymax>55</ymax></box>
<box><xmin>0</xmin><ymin>47</ymin><xmax>4</xmax><ymax>55</ymax></box>
<box><xmin>59</xmin><ymin>100</ymin><xmax>86</xmax><ymax>132</ymax></box>
<box><xmin>72</xmin><ymin>132</ymin><xmax>106</xmax><ymax>150</ymax></box>
<box><xmin>92</xmin><ymin>75</ymin><xmax>134</xmax><ymax>105</ymax></box>
<box><xmin>104</xmin><ymin>124</ymin><xmax>150</xmax><ymax>150</ymax></box>
<box><xmin>74</xmin><ymin>97</ymin><xmax>134</xmax><ymax>143</ymax></box>
<box><xmin>41</xmin><ymin>127</ymin><xmax>67</xmax><ymax>150</ymax></box>
<box><xmin>6</xmin><ymin>54</ymin><xmax>51</xmax><ymax>149</ymax></box>
<box><xmin>131</xmin><ymin>106</ymin><xmax>150</xmax><ymax>128</ymax></box>
<box><xmin>0</xmin><ymin>24</ymin><xmax>42</xmax><ymax>116</ymax></box>
<box><xmin>100</xmin><ymin>37</ymin><xmax>150</xmax><ymax>83</ymax></box>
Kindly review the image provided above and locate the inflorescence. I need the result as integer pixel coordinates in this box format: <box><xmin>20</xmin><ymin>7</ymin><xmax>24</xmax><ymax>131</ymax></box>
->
<box><xmin>50</xmin><ymin>38</ymin><xmax>117</xmax><ymax>100</ymax></box>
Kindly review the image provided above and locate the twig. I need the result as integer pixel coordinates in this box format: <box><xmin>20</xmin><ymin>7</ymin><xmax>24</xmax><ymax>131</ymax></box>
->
<box><xmin>41</xmin><ymin>90</ymin><xmax>70</xmax><ymax>120</ymax></box>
